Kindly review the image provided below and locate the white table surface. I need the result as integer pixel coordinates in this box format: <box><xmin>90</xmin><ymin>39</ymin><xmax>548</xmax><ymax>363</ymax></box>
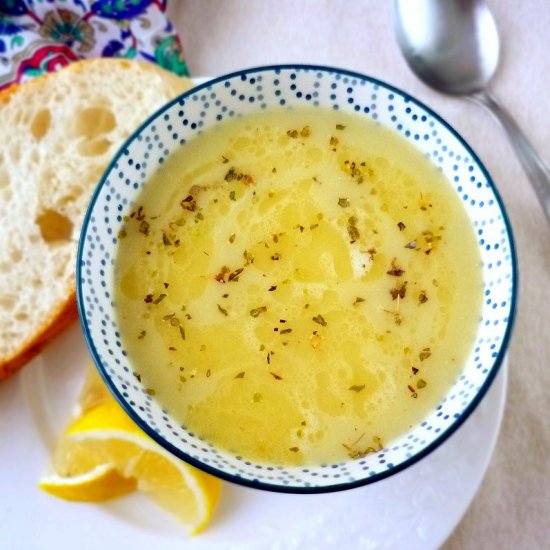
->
<box><xmin>168</xmin><ymin>1</ymin><xmax>550</xmax><ymax>548</ymax></box>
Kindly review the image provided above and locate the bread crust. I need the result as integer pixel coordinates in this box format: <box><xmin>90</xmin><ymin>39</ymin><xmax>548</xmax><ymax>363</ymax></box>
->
<box><xmin>0</xmin><ymin>290</ymin><xmax>78</xmax><ymax>382</ymax></box>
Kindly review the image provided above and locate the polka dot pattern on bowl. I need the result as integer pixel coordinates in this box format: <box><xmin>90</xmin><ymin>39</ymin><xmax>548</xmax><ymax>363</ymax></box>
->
<box><xmin>77</xmin><ymin>65</ymin><xmax>516</xmax><ymax>493</ymax></box>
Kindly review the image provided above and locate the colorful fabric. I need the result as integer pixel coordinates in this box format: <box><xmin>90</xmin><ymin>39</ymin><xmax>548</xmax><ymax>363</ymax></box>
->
<box><xmin>0</xmin><ymin>0</ymin><xmax>188</xmax><ymax>90</ymax></box>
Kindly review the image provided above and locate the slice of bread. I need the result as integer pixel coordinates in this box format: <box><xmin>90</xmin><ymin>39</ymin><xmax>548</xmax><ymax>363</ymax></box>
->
<box><xmin>0</xmin><ymin>59</ymin><xmax>193</xmax><ymax>381</ymax></box>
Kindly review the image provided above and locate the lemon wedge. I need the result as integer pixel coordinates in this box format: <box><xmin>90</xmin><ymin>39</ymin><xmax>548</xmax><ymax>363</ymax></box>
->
<box><xmin>40</xmin><ymin>366</ymin><xmax>222</xmax><ymax>535</ymax></box>
<box><xmin>39</xmin><ymin>464</ymin><xmax>137</xmax><ymax>502</ymax></box>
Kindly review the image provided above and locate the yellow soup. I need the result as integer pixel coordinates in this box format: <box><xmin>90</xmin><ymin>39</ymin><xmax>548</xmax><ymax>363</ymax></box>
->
<box><xmin>115</xmin><ymin>107</ymin><xmax>482</xmax><ymax>466</ymax></box>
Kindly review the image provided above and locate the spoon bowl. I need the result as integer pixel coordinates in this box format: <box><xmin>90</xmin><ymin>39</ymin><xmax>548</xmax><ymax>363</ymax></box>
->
<box><xmin>394</xmin><ymin>0</ymin><xmax>499</xmax><ymax>95</ymax></box>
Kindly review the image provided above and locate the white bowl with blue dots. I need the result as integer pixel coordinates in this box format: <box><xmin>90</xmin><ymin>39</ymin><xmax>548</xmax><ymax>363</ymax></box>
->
<box><xmin>77</xmin><ymin>65</ymin><xmax>517</xmax><ymax>493</ymax></box>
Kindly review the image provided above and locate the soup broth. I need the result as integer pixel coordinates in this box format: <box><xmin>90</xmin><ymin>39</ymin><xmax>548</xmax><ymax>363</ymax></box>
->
<box><xmin>115</xmin><ymin>107</ymin><xmax>482</xmax><ymax>465</ymax></box>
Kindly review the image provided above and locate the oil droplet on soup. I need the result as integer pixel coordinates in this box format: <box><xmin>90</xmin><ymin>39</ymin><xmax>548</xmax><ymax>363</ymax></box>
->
<box><xmin>115</xmin><ymin>107</ymin><xmax>481</xmax><ymax>466</ymax></box>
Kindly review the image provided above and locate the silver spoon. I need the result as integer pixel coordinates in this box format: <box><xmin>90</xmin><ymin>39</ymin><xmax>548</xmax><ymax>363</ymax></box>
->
<box><xmin>393</xmin><ymin>0</ymin><xmax>550</xmax><ymax>222</ymax></box>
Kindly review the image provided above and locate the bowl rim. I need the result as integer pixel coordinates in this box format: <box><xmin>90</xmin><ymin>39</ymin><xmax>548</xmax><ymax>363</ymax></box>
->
<box><xmin>76</xmin><ymin>63</ymin><xmax>518</xmax><ymax>494</ymax></box>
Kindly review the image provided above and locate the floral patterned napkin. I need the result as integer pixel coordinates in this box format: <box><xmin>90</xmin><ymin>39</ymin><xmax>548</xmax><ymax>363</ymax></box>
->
<box><xmin>0</xmin><ymin>0</ymin><xmax>188</xmax><ymax>91</ymax></box>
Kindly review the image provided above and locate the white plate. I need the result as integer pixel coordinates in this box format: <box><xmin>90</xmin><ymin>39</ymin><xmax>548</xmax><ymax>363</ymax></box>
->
<box><xmin>0</xmin><ymin>323</ymin><xmax>507</xmax><ymax>550</ymax></box>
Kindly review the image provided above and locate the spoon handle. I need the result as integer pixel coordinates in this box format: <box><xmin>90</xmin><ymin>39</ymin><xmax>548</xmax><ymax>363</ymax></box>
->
<box><xmin>471</xmin><ymin>91</ymin><xmax>550</xmax><ymax>222</ymax></box>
